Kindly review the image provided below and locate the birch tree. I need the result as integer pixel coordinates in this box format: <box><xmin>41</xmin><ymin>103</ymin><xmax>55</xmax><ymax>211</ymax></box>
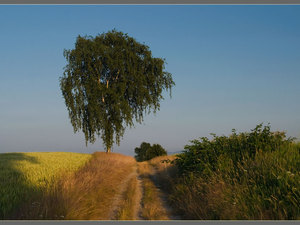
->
<box><xmin>60</xmin><ymin>30</ymin><xmax>175</xmax><ymax>153</ymax></box>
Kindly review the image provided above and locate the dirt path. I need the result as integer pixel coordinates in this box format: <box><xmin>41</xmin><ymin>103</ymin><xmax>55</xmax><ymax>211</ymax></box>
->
<box><xmin>136</xmin><ymin>161</ymin><xmax>180</xmax><ymax>220</ymax></box>
<box><xmin>108</xmin><ymin>161</ymin><xmax>179</xmax><ymax>220</ymax></box>
<box><xmin>109</xmin><ymin>164</ymin><xmax>139</xmax><ymax>220</ymax></box>
<box><xmin>135</xmin><ymin>173</ymin><xmax>144</xmax><ymax>220</ymax></box>
<box><xmin>149</xmin><ymin>165</ymin><xmax>181</xmax><ymax>220</ymax></box>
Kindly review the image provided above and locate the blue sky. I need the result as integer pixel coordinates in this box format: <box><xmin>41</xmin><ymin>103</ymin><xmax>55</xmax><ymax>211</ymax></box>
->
<box><xmin>0</xmin><ymin>5</ymin><xmax>299</xmax><ymax>156</ymax></box>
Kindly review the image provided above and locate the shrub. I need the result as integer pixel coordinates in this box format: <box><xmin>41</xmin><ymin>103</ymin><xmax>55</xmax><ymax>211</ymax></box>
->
<box><xmin>174</xmin><ymin>123</ymin><xmax>294</xmax><ymax>176</ymax></box>
<box><xmin>169</xmin><ymin>124</ymin><xmax>299</xmax><ymax>219</ymax></box>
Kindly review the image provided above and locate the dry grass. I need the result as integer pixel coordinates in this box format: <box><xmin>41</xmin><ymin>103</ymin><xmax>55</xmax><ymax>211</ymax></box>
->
<box><xmin>14</xmin><ymin>152</ymin><xmax>136</xmax><ymax>220</ymax></box>
<box><xmin>148</xmin><ymin>155</ymin><xmax>177</xmax><ymax>169</ymax></box>
<box><xmin>60</xmin><ymin>152</ymin><xmax>136</xmax><ymax>220</ymax></box>
<box><xmin>169</xmin><ymin>175</ymin><xmax>234</xmax><ymax>219</ymax></box>
<box><xmin>138</xmin><ymin>162</ymin><xmax>170</xmax><ymax>220</ymax></box>
<box><xmin>138</xmin><ymin>161</ymin><xmax>153</xmax><ymax>178</ymax></box>
<box><xmin>148</xmin><ymin>155</ymin><xmax>178</xmax><ymax>193</ymax></box>
<box><xmin>115</xmin><ymin>176</ymin><xmax>138</xmax><ymax>220</ymax></box>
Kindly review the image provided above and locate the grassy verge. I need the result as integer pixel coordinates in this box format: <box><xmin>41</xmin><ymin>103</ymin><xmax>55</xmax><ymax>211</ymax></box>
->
<box><xmin>0</xmin><ymin>152</ymin><xmax>91</xmax><ymax>219</ymax></box>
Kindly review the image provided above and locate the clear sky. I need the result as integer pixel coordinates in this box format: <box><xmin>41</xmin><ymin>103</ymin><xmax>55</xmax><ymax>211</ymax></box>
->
<box><xmin>0</xmin><ymin>5</ymin><xmax>299</xmax><ymax>156</ymax></box>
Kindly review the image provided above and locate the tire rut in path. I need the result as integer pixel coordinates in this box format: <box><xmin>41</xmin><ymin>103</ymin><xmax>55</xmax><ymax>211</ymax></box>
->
<box><xmin>109</xmin><ymin>164</ymin><xmax>139</xmax><ymax>220</ymax></box>
<box><xmin>134</xmin><ymin>174</ymin><xmax>144</xmax><ymax>220</ymax></box>
<box><xmin>149</xmin><ymin>164</ymin><xmax>181</xmax><ymax>220</ymax></box>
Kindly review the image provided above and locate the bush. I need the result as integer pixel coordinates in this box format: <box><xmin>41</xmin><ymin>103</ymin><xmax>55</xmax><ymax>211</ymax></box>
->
<box><xmin>174</xmin><ymin>123</ymin><xmax>294</xmax><ymax>177</ymax></box>
<box><xmin>134</xmin><ymin>142</ymin><xmax>167</xmax><ymax>162</ymax></box>
<box><xmin>169</xmin><ymin>124</ymin><xmax>300</xmax><ymax>219</ymax></box>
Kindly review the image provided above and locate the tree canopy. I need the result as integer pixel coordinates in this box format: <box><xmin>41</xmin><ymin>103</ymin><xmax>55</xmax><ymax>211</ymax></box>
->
<box><xmin>134</xmin><ymin>142</ymin><xmax>167</xmax><ymax>162</ymax></box>
<box><xmin>60</xmin><ymin>30</ymin><xmax>175</xmax><ymax>152</ymax></box>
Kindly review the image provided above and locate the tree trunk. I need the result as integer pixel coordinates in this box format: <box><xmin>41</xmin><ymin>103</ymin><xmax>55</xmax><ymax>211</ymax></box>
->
<box><xmin>106</xmin><ymin>148</ymin><xmax>111</xmax><ymax>153</ymax></box>
<box><xmin>99</xmin><ymin>78</ymin><xmax>105</xmax><ymax>103</ymax></box>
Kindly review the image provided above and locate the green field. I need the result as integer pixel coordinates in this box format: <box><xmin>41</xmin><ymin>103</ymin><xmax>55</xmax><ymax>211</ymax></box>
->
<box><xmin>0</xmin><ymin>152</ymin><xmax>91</xmax><ymax>219</ymax></box>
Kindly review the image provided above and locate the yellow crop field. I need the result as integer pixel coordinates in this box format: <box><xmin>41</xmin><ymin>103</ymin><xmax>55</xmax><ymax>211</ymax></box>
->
<box><xmin>0</xmin><ymin>152</ymin><xmax>91</xmax><ymax>219</ymax></box>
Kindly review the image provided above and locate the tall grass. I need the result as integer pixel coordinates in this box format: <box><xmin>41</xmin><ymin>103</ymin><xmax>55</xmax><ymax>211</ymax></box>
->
<box><xmin>0</xmin><ymin>152</ymin><xmax>91</xmax><ymax>219</ymax></box>
<box><xmin>169</xmin><ymin>124</ymin><xmax>300</xmax><ymax>219</ymax></box>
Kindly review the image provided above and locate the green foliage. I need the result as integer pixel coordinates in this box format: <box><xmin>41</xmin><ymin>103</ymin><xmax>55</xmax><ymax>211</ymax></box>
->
<box><xmin>135</xmin><ymin>142</ymin><xmax>167</xmax><ymax>162</ymax></box>
<box><xmin>232</xmin><ymin>145</ymin><xmax>300</xmax><ymax>219</ymax></box>
<box><xmin>60</xmin><ymin>29</ymin><xmax>175</xmax><ymax>152</ymax></box>
<box><xmin>174</xmin><ymin>123</ymin><xmax>294</xmax><ymax>176</ymax></box>
<box><xmin>135</xmin><ymin>142</ymin><xmax>152</xmax><ymax>162</ymax></box>
<box><xmin>170</xmin><ymin>124</ymin><xmax>300</xmax><ymax>219</ymax></box>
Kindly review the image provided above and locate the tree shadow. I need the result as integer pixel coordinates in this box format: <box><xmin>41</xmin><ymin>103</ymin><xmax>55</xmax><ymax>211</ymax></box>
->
<box><xmin>0</xmin><ymin>152</ymin><xmax>40</xmax><ymax>219</ymax></box>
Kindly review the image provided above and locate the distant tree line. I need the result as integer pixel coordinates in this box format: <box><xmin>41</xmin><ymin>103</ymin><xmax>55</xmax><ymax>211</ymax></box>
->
<box><xmin>134</xmin><ymin>142</ymin><xmax>167</xmax><ymax>162</ymax></box>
